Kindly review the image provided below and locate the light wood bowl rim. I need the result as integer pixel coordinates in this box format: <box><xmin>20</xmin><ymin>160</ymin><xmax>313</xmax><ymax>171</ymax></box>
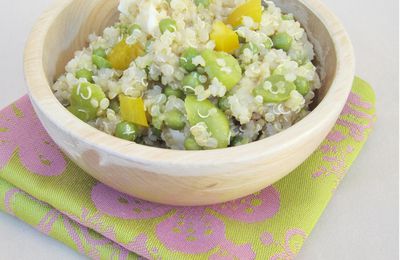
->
<box><xmin>24</xmin><ymin>0</ymin><xmax>355</xmax><ymax>175</ymax></box>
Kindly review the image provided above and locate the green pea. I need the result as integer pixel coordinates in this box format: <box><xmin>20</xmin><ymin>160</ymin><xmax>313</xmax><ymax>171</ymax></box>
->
<box><xmin>239</xmin><ymin>42</ymin><xmax>259</xmax><ymax>55</ymax></box>
<box><xmin>180</xmin><ymin>47</ymin><xmax>200</xmax><ymax>72</ymax></box>
<box><xmin>92</xmin><ymin>55</ymin><xmax>112</xmax><ymax>69</ymax></box>
<box><xmin>232</xmin><ymin>136</ymin><xmax>250</xmax><ymax>146</ymax></box>
<box><xmin>159</xmin><ymin>18</ymin><xmax>177</xmax><ymax>33</ymax></box>
<box><xmin>116</xmin><ymin>23</ymin><xmax>127</xmax><ymax>33</ymax></box>
<box><xmin>182</xmin><ymin>72</ymin><xmax>202</xmax><ymax>93</ymax></box>
<box><xmin>263</xmin><ymin>37</ymin><xmax>273</xmax><ymax>49</ymax></box>
<box><xmin>109</xmin><ymin>99</ymin><xmax>120</xmax><ymax>113</ymax></box>
<box><xmin>185</xmin><ymin>95</ymin><xmax>230</xmax><ymax>148</ymax></box>
<box><xmin>253</xmin><ymin>75</ymin><xmax>296</xmax><ymax>103</ymax></box>
<box><xmin>164</xmin><ymin>85</ymin><xmax>185</xmax><ymax>99</ymax></box>
<box><xmin>75</xmin><ymin>68</ymin><xmax>93</xmax><ymax>83</ymax></box>
<box><xmin>151</xmin><ymin>116</ymin><xmax>164</xmax><ymax>130</ymax></box>
<box><xmin>70</xmin><ymin>82</ymin><xmax>107</xmax><ymax>121</ymax></box>
<box><xmin>294</xmin><ymin>77</ymin><xmax>311</xmax><ymax>96</ymax></box>
<box><xmin>293</xmin><ymin>55</ymin><xmax>307</xmax><ymax>66</ymax></box>
<box><xmin>93</xmin><ymin>48</ymin><xmax>107</xmax><ymax>58</ymax></box>
<box><xmin>282</xmin><ymin>14</ymin><xmax>294</xmax><ymax>20</ymax></box>
<box><xmin>184</xmin><ymin>137</ymin><xmax>203</xmax><ymax>150</ymax></box>
<box><xmin>116</xmin><ymin>23</ymin><xmax>139</xmax><ymax>35</ymax></box>
<box><xmin>150</xmin><ymin>127</ymin><xmax>162</xmax><ymax>138</ymax></box>
<box><xmin>218</xmin><ymin>96</ymin><xmax>230</xmax><ymax>111</ymax></box>
<box><xmin>272</xmin><ymin>32</ymin><xmax>293</xmax><ymax>52</ymax></box>
<box><xmin>128</xmin><ymin>24</ymin><xmax>141</xmax><ymax>35</ymax></box>
<box><xmin>164</xmin><ymin>109</ymin><xmax>186</xmax><ymax>130</ymax></box>
<box><xmin>115</xmin><ymin>121</ymin><xmax>138</xmax><ymax>141</ymax></box>
<box><xmin>194</xmin><ymin>0</ymin><xmax>210</xmax><ymax>8</ymax></box>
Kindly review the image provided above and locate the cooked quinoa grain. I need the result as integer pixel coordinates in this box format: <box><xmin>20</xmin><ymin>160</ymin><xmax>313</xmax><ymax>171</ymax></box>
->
<box><xmin>52</xmin><ymin>0</ymin><xmax>321</xmax><ymax>150</ymax></box>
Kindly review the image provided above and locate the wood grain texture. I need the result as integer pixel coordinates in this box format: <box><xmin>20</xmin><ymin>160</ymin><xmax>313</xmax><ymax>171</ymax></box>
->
<box><xmin>24</xmin><ymin>0</ymin><xmax>354</xmax><ymax>206</ymax></box>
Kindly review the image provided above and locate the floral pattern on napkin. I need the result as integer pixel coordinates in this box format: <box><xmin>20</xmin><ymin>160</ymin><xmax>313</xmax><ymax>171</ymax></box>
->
<box><xmin>0</xmin><ymin>77</ymin><xmax>376</xmax><ymax>259</ymax></box>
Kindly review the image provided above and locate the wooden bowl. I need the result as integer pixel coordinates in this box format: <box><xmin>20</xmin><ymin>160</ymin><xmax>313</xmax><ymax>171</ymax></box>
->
<box><xmin>24</xmin><ymin>0</ymin><xmax>354</xmax><ymax>206</ymax></box>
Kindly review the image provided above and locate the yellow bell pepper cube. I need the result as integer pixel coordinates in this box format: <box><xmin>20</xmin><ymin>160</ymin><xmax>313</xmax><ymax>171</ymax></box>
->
<box><xmin>119</xmin><ymin>94</ymin><xmax>149</xmax><ymax>127</ymax></box>
<box><xmin>226</xmin><ymin>0</ymin><xmax>263</xmax><ymax>27</ymax></box>
<box><xmin>210</xmin><ymin>21</ymin><xmax>240</xmax><ymax>53</ymax></box>
<box><xmin>107</xmin><ymin>39</ymin><xmax>144</xmax><ymax>71</ymax></box>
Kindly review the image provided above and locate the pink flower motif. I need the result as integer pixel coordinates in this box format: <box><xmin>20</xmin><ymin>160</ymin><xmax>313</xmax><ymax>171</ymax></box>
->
<box><xmin>156</xmin><ymin>206</ymin><xmax>256</xmax><ymax>257</ymax></box>
<box><xmin>125</xmin><ymin>233</ymin><xmax>152</xmax><ymax>259</ymax></box>
<box><xmin>62</xmin><ymin>207</ymin><xmax>117</xmax><ymax>241</ymax></box>
<box><xmin>156</xmin><ymin>207</ymin><xmax>225</xmax><ymax>253</ymax></box>
<box><xmin>312</xmin><ymin>166</ymin><xmax>328</xmax><ymax>179</ymax></box>
<box><xmin>271</xmin><ymin>229</ymin><xmax>307</xmax><ymax>260</ymax></box>
<box><xmin>337</xmin><ymin>92</ymin><xmax>375</xmax><ymax>142</ymax></box>
<box><xmin>3</xmin><ymin>188</ymin><xmax>20</xmax><ymax>215</ymax></box>
<box><xmin>312</xmin><ymin>91</ymin><xmax>375</xmax><ymax>188</ymax></box>
<box><xmin>260</xmin><ymin>229</ymin><xmax>307</xmax><ymax>260</ymax></box>
<box><xmin>260</xmin><ymin>232</ymin><xmax>274</xmax><ymax>246</ymax></box>
<box><xmin>326</xmin><ymin>131</ymin><xmax>346</xmax><ymax>142</ymax></box>
<box><xmin>342</xmin><ymin>92</ymin><xmax>373</xmax><ymax>116</ymax></box>
<box><xmin>62</xmin><ymin>215</ymin><xmax>129</xmax><ymax>260</ymax></box>
<box><xmin>210</xmin><ymin>240</ymin><xmax>256</xmax><ymax>260</ymax></box>
<box><xmin>211</xmin><ymin>186</ymin><xmax>280</xmax><ymax>223</ymax></box>
<box><xmin>63</xmin><ymin>206</ymin><xmax>149</xmax><ymax>259</ymax></box>
<box><xmin>0</xmin><ymin>96</ymin><xmax>66</xmax><ymax>176</ymax></box>
<box><xmin>336</xmin><ymin>119</ymin><xmax>372</xmax><ymax>142</ymax></box>
<box><xmin>91</xmin><ymin>183</ymin><xmax>173</xmax><ymax>219</ymax></box>
<box><xmin>155</xmin><ymin>187</ymin><xmax>278</xmax><ymax>255</ymax></box>
<box><xmin>37</xmin><ymin>209</ymin><xmax>61</xmax><ymax>235</ymax></box>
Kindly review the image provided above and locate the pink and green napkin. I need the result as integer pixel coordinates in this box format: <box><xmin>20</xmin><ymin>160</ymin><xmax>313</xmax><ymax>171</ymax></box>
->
<box><xmin>0</xmin><ymin>77</ymin><xmax>376</xmax><ymax>259</ymax></box>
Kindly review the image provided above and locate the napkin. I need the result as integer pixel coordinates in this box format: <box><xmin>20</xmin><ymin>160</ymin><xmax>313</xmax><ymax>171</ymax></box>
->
<box><xmin>0</xmin><ymin>77</ymin><xmax>376</xmax><ymax>259</ymax></box>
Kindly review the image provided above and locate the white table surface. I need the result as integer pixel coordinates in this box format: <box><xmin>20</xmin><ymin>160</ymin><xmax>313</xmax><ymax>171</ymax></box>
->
<box><xmin>0</xmin><ymin>0</ymin><xmax>398</xmax><ymax>259</ymax></box>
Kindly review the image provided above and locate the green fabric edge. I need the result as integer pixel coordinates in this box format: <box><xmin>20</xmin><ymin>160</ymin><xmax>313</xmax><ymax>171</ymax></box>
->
<box><xmin>0</xmin><ymin>178</ymin><xmax>140</xmax><ymax>259</ymax></box>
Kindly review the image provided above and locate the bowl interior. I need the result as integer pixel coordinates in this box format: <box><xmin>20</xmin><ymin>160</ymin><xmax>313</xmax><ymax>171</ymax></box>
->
<box><xmin>44</xmin><ymin>0</ymin><xmax>336</xmax><ymax>108</ymax></box>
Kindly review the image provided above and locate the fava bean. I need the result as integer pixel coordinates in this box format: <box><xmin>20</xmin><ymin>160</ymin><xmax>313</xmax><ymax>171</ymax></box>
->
<box><xmin>253</xmin><ymin>75</ymin><xmax>296</xmax><ymax>103</ymax></box>
<box><xmin>201</xmin><ymin>50</ymin><xmax>242</xmax><ymax>90</ymax></box>
<box><xmin>185</xmin><ymin>95</ymin><xmax>230</xmax><ymax>148</ymax></box>
<box><xmin>69</xmin><ymin>82</ymin><xmax>107</xmax><ymax>121</ymax></box>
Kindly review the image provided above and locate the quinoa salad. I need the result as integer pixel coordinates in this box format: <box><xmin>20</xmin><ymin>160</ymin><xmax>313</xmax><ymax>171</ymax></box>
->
<box><xmin>52</xmin><ymin>0</ymin><xmax>321</xmax><ymax>150</ymax></box>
